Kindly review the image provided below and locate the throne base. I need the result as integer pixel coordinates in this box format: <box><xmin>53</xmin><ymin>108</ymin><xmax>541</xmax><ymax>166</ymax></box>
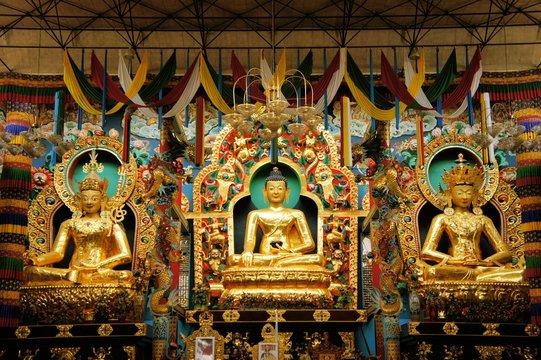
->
<box><xmin>220</xmin><ymin>266</ymin><xmax>333</xmax><ymax>309</ymax></box>
<box><xmin>417</xmin><ymin>281</ymin><xmax>530</xmax><ymax>323</ymax></box>
<box><xmin>20</xmin><ymin>284</ymin><xmax>137</xmax><ymax>324</ymax></box>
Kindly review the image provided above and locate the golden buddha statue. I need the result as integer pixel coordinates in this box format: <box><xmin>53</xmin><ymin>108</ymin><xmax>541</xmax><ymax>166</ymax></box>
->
<box><xmin>227</xmin><ymin>167</ymin><xmax>325</xmax><ymax>267</ymax></box>
<box><xmin>24</xmin><ymin>151</ymin><xmax>133</xmax><ymax>285</ymax></box>
<box><xmin>221</xmin><ymin>166</ymin><xmax>331</xmax><ymax>306</ymax></box>
<box><xmin>420</xmin><ymin>154</ymin><xmax>524</xmax><ymax>282</ymax></box>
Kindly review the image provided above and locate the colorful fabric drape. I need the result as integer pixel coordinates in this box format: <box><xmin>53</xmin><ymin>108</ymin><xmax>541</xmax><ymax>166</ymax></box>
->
<box><xmin>91</xmin><ymin>50</ymin><xmax>149</xmax><ymax>107</ymax></box>
<box><xmin>409</xmin><ymin>49</ymin><xmax>458</xmax><ymax>105</ymax></box>
<box><xmin>259</xmin><ymin>49</ymin><xmax>343</xmax><ymax>110</ymax></box>
<box><xmin>313</xmin><ymin>48</ymin><xmax>345</xmax><ymax>113</ymax></box>
<box><xmin>205</xmin><ymin>56</ymin><xmax>242</xmax><ymax>105</ymax></box>
<box><xmin>443</xmin><ymin>56</ymin><xmax>482</xmax><ymax>119</ymax></box>
<box><xmin>346</xmin><ymin>52</ymin><xmax>394</xmax><ymax>109</ymax></box>
<box><xmin>147</xmin><ymin>54</ymin><xmax>199</xmax><ymax>108</ymax></box>
<box><xmin>281</xmin><ymin>50</ymin><xmax>313</xmax><ymax>99</ymax></box>
<box><xmin>157</xmin><ymin>55</ymin><xmax>201</xmax><ymax>118</ymax></box>
<box><xmin>441</xmin><ymin>47</ymin><xmax>482</xmax><ymax>109</ymax></box>
<box><xmin>0</xmin><ymin>85</ymin><xmax>72</xmax><ymax>105</ymax></box>
<box><xmin>117</xmin><ymin>51</ymin><xmax>201</xmax><ymax>118</ymax></box>
<box><xmin>91</xmin><ymin>51</ymin><xmax>132</xmax><ymax>103</ymax></box>
<box><xmin>0</xmin><ymin>113</ymin><xmax>32</xmax><ymax>327</ymax></box>
<box><xmin>64</xmin><ymin>50</ymin><xmax>177</xmax><ymax>116</ymax></box>
<box><xmin>138</xmin><ymin>51</ymin><xmax>177</xmax><ymax>101</ymax></box>
<box><xmin>118</xmin><ymin>50</ymin><xmax>157</xmax><ymax>119</ymax></box>
<box><xmin>381</xmin><ymin>52</ymin><xmax>433</xmax><ymax>110</ymax></box>
<box><xmin>515</xmin><ymin>109</ymin><xmax>541</xmax><ymax>325</ymax></box>
<box><xmin>476</xmin><ymin>81</ymin><xmax>541</xmax><ymax>101</ymax></box>
<box><xmin>345</xmin><ymin>50</ymin><xmax>426</xmax><ymax>121</ymax></box>
<box><xmin>260</xmin><ymin>50</ymin><xmax>287</xmax><ymax>100</ymax></box>
<box><xmin>63</xmin><ymin>51</ymin><xmax>123</xmax><ymax>115</ymax></box>
<box><xmin>231</xmin><ymin>51</ymin><xmax>266</xmax><ymax>102</ymax></box>
<box><xmin>270</xmin><ymin>50</ymin><xmax>287</xmax><ymax>98</ymax></box>
<box><xmin>232</xmin><ymin>50</ymin><xmax>314</xmax><ymax>103</ymax></box>
<box><xmin>199</xmin><ymin>54</ymin><xmax>233</xmax><ymax>114</ymax></box>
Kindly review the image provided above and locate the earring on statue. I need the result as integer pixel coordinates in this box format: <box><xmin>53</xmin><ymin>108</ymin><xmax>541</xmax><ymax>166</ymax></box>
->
<box><xmin>444</xmin><ymin>195</ymin><xmax>454</xmax><ymax>216</ymax></box>
<box><xmin>472</xmin><ymin>198</ymin><xmax>482</xmax><ymax>215</ymax></box>
<box><xmin>472</xmin><ymin>207</ymin><xmax>483</xmax><ymax>215</ymax></box>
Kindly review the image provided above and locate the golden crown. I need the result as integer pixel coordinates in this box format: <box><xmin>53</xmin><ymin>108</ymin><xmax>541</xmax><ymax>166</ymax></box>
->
<box><xmin>441</xmin><ymin>153</ymin><xmax>484</xmax><ymax>191</ymax></box>
<box><xmin>77</xmin><ymin>150</ymin><xmax>107</xmax><ymax>192</ymax></box>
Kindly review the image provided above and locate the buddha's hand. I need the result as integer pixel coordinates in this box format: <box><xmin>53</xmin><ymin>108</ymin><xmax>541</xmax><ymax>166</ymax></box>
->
<box><xmin>240</xmin><ymin>251</ymin><xmax>253</xmax><ymax>267</ymax></box>
<box><xmin>73</xmin><ymin>260</ymin><xmax>98</xmax><ymax>270</ymax></box>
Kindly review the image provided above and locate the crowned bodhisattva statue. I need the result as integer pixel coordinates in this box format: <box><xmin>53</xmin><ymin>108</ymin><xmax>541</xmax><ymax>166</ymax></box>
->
<box><xmin>24</xmin><ymin>151</ymin><xmax>133</xmax><ymax>285</ymax></box>
<box><xmin>420</xmin><ymin>154</ymin><xmax>524</xmax><ymax>282</ymax></box>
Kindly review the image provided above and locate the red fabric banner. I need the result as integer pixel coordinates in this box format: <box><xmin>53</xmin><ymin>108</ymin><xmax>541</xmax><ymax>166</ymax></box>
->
<box><xmin>231</xmin><ymin>51</ymin><xmax>266</xmax><ymax>103</ymax></box>
<box><xmin>301</xmin><ymin>50</ymin><xmax>341</xmax><ymax>105</ymax></box>
<box><xmin>441</xmin><ymin>48</ymin><xmax>481</xmax><ymax>109</ymax></box>
<box><xmin>145</xmin><ymin>54</ymin><xmax>199</xmax><ymax>108</ymax></box>
<box><xmin>381</xmin><ymin>52</ymin><xmax>433</xmax><ymax>109</ymax></box>
<box><xmin>91</xmin><ymin>51</ymin><xmax>132</xmax><ymax>103</ymax></box>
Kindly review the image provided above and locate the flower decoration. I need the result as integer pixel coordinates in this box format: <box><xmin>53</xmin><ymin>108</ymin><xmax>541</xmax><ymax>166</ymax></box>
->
<box><xmin>31</xmin><ymin>167</ymin><xmax>54</xmax><ymax>188</ymax></box>
<box><xmin>109</xmin><ymin>128</ymin><xmax>120</xmax><ymax>139</ymax></box>
<box><xmin>137</xmin><ymin>165</ymin><xmax>151</xmax><ymax>182</ymax></box>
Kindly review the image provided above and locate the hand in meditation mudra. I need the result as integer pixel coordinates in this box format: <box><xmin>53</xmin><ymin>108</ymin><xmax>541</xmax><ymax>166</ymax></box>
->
<box><xmin>420</xmin><ymin>154</ymin><xmax>524</xmax><ymax>282</ymax></box>
<box><xmin>25</xmin><ymin>152</ymin><xmax>133</xmax><ymax>285</ymax></box>
<box><xmin>227</xmin><ymin>167</ymin><xmax>324</xmax><ymax>268</ymax></box>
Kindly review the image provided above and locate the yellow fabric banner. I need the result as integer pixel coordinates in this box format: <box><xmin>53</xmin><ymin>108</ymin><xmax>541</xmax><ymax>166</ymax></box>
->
<box><xmin>344</xmin><ymin>50</ymin><xmax>426</xmax><ymax>122</ymax></box>
<box><xmin>199</xmin><ymin>54</ymin><xmax>233</xmax><ymax>114</ymax></box>
<box><xmin>63</xmin><ymin>50</ymin><xmax>148</xmax><ymax>116</ymax></box>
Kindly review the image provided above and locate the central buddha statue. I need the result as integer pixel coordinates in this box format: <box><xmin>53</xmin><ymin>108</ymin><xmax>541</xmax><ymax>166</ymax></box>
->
<box><xmin>227</xmin><ymin>167</ymin><xmax>325</xmax><ymax>268</ymax></box>
<box><xmin>24</xmin><ymin>151</ymin><xmax>133</xmax><ymax>285</ymax></box>
<box><xmin>420</xmin><ymin>154</ymin><xmax>524</xmax><ymax>283</ymax></box>
<box><xmin>221</xmin><ymin>167</ymin><xmax>331</xmax><ymax>307</ymax></box>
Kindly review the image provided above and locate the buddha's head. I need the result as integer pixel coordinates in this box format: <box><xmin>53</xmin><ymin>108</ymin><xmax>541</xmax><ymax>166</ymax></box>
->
<box><xmin>76</xmin><ymin>150</ymin><xmax>108</xmax><ymax>214</ymax></box>
<box><xmin>441</xmin><ymin>153</ymin><xmax>484</xmax><ymax>210</ymax></box>
<box><xmin>263</xmin><ymin>167</ymin><xmax>290</xmax><ymax>205</ymax></box>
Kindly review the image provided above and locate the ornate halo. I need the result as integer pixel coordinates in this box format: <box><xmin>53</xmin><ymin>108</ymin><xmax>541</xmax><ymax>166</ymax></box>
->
<box><xmin>54</xmin><ymin>136</ymin><xmax>138</xmax><ymax>212</ymax></box>
<box><xmin>416</xmin><ymin>133</ymin><xmax>499</xmax><ymax>210</ymax></box>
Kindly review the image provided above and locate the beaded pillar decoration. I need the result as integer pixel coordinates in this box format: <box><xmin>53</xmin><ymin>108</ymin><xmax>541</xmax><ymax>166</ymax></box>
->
<box><xmin>514</xmin><ymin>109</ymin><xmax>541</xmax><ymax>325</ymax></box>
<box><xmin>0</xmin><ymin>112</ymin><xmax>32</xmax><ymax>327</ymax></box>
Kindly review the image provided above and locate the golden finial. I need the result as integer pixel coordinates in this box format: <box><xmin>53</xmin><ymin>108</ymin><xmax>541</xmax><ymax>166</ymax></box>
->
<box><xmin>78</xmin><ymin>150</ymin><xmax>107</xmax><ymax>192</ymax></box>
<box><xmin>82</xmin><ymin>149</ymin><xmax>104</xmax><ymax>175</ymax></box>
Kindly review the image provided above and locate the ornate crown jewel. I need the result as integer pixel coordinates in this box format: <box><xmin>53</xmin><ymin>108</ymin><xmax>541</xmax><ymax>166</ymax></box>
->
<box><xmin>78</xmin><ymin>149</ymin><xmax>106</xmax><ymax>192</ymax></box>
<box><xmin>441</xmin><ymin>153</ymin><xmax>484</xmax><ymax>190</ymax></box>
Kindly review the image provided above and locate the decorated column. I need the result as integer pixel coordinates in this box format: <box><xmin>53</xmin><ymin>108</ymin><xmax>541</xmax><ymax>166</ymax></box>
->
<box><xmin>0</xmin><ymin>112</ymin><xmax>33</xmax><ymax>327</ymax></box>
<box><xmin>515</xmin><ymin>109</ymin><xmax>541</xmax><ymax>324</ymax></box>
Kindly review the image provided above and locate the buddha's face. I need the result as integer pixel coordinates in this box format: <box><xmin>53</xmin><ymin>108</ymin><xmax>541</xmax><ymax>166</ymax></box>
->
<box><xmin>80</xmin><ymin>189</ymin><xmax>102</xmax><ymax>214</ymax></box>
<box><xmin>450</xmin><ymin>184</ymin><xmax>475</xmax><ymax>209</ymax></box>
<box><xmin>264</xmin><ymin>180</ymin><xmax>288</xmax><ymax>204</ymax></box>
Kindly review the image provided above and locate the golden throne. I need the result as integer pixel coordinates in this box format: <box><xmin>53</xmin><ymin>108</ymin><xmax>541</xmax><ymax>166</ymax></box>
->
<box><xmin>192</xmin><ymin>123</ymin><xmax>364</xmax><ymax>309</ymax></box>
<box><xmin>396</xmin><ymin>133</ymin><xmax>528</xmax><ymax>321</ymax></box>
<box><xmin>21</xmin><ymin>136</ymin><xmax>156</xmax><ymax>324</ymax></box>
